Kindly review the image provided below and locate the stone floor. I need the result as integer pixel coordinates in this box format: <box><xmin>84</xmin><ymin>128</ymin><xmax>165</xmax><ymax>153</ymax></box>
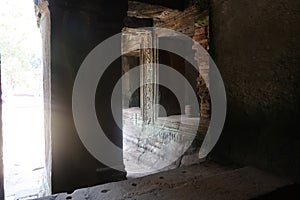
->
<box><xmin>37</xmin><ymin>161</ymin><xmax>292</xmax><ymax>200</ymax></box>
<box><xmin>123</xmin><ymin>107</ymin><xmax>208</xmax><ymax>178</ymax></box>
<box><xmin>2</xmin><ymin>103</ymin><xmax>207</xmax><ymax>199</ymax></box>
<box><xmin>2</xmin><ymin>96</ymin><xmax>47</xmax><ymax>200</ymax></box>
<box><xmin>4</xmin><ymin>103</ymin><xmax>294</xmax><ymax>200</ymax></box>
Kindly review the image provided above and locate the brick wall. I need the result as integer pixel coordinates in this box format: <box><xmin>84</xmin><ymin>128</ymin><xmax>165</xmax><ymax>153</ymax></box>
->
<box><xmin>193</xmin><ymin>21</ymin><xmax>211</xmax><ymax>118</ymax></box>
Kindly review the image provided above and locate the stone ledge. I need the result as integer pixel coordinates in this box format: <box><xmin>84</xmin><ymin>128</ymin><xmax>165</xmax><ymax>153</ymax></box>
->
<box><xmin>36</xmin><ymin>162</ymin><xmax>292</xmax><ymax>200</ymax></box>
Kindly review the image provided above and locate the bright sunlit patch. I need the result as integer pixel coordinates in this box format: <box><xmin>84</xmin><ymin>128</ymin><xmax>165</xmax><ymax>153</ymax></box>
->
<box><xmin>0</xmin><ymin>0</ymin><xmax>46</xmax><ymax>199</ymax></box>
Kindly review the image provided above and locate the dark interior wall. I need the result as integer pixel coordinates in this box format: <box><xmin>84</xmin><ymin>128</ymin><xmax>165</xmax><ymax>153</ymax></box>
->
<box><xmin>124</xmin><ymin>56</ymin><xmax>140</xmax><ymax>108</ymax></box>
<box><xmin>49</xmin><ymin>0</ymin><xmax>127</xmax><ymax>193</ymax></box>
<box><xmin>210</xmin><ymin>0</ymin><xmax>300</xmax><ymax>181</ymax></box>
<box><xmin>159</xmin><ymin>49</ymin><xmax>185</xmax><ymax>116</ymax></box>
<box><xmin>132</xmin><ymin>0</ymin><xmax>190</xmax><ymax>11</ymax></box>
<box><xmin>158</xmin><ymin>37</ymin><xmax>198</xmax><ymax>116</ymax></box>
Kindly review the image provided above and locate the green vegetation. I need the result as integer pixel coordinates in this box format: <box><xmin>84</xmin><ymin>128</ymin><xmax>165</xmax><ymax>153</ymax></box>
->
<box><xmin>0</xmin><ymin>0</ymin><xmax>42</xmax><ymax>95</ymax></box>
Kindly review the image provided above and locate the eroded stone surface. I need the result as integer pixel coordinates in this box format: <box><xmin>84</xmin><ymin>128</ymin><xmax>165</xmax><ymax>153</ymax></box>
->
<box><xmin>37</xmin><ymin>162</ymin><xmax>291</xmax><ymax>200</ymax></box>
<box><xmin>123</xmin><ymin>107</ymin><xmax>208</xmax><ymax>177</ymax></box>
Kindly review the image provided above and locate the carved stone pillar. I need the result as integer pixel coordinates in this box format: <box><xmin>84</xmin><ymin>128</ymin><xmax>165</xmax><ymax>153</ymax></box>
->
<box><xmin>140</xmin><ymin>32</ymin><xmax>154</xmax><ymax>125</ymax></box>
<box><xmin>122</xmin><ymin>28</ymin><xmax>158</xmax><ymax>125</ymax></box>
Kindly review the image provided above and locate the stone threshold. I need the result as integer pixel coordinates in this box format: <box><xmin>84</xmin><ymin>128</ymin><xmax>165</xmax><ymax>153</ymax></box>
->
<box><xmin>36</xmin><ymin>161</ymin><xmax>292</xmax><ymax>200</ymax></box>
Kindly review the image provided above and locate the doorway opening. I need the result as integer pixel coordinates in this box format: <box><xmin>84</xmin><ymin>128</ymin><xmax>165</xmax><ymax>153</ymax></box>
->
<box><xmin>121</xmin><ymin>1</ymin><xmax>211</xmax><ymax>179</ymax></box>
<box><xmin>121</xmin><ymin>28</ymin><xmax>202</xmax><ymax>178</ymax></box>
<box><xmin>0</xmin><ymin>0</ymin><xmax>48</xmax><ymax>199</ymax></box>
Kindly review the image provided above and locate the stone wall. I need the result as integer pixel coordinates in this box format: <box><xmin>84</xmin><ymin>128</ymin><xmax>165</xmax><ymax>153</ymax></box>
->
<box><xmin>154</xmin><ymin>5</ymin><xmax>198</xmax><ymax>37</ymax></box>
<box><xmin>193</xmin><ymin>12</ymin><xmax>210</xmax><ymax>118</ymax></box>
<box><xmin>156</xmin><ymin>4</ymin><xmax>211</xmax><ymax>118</ymax></box>
<box><xmin>210</xmin><ymin>0</ymin><xmax>300</xmax><ymax>181</ymax></box>
<box><xmin>128</xmin><ymin>1</ymin><xmax>211</xmax><ymax>118</ymax></box>
<box><xmin>49</xmin><ymin>0</ymin><xmax>127</xmax><ymax>193</ymax></box>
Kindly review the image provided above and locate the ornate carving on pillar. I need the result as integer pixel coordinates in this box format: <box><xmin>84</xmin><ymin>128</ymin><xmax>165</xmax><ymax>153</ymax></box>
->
<box><xmin>141</xmin><ymin>32</ymin><xmax>154</xmax><ymax>125</ymax></box>
<box><xmin>122</xmin><ymin>28</ymin><xmax>157</xmax><ymax>125</ymax></box>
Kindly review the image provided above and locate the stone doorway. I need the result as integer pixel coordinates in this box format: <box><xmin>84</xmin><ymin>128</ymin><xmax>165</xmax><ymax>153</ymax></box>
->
<box><xmin>0</xmin><ymin>0</ymin><xmax>49</xmax><ymax>199</ymax></box>
<box><xmin>121</xmin><ymin>26</ymin><xmax>205</xmax><ymax>178</ymax></box>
